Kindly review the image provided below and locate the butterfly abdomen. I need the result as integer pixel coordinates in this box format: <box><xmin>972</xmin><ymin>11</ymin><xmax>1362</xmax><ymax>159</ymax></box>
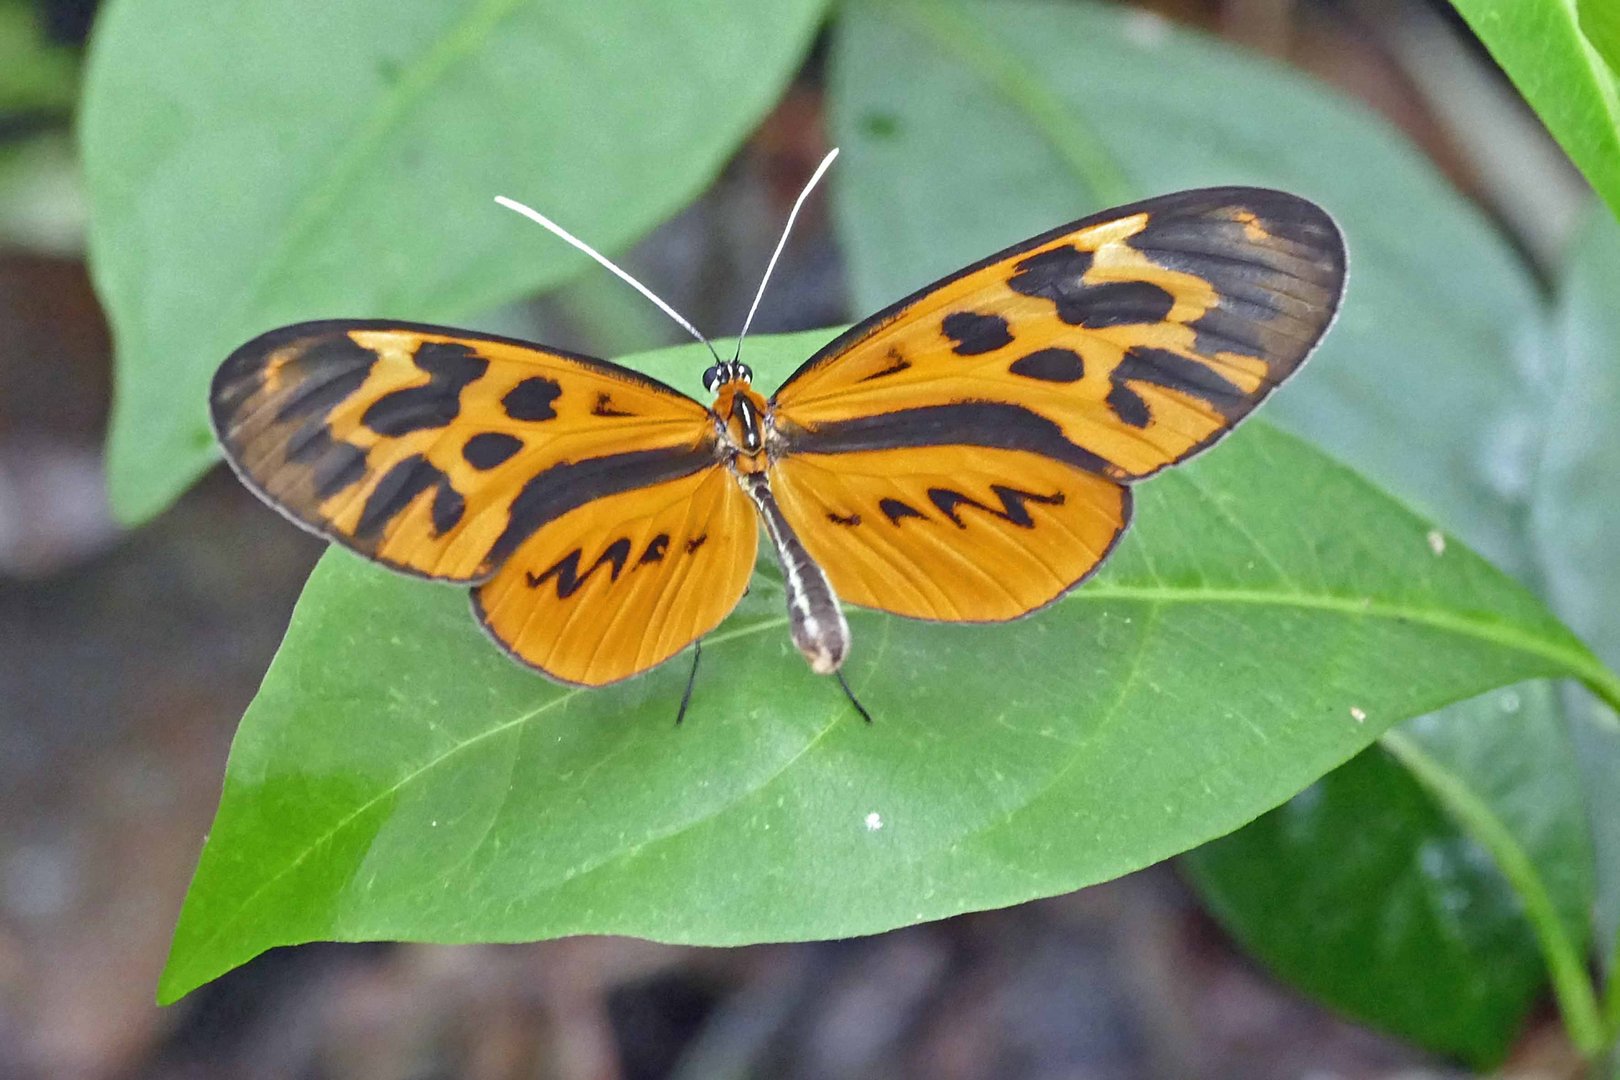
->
<box><xmin>738</xmin><ymin>471</ymin><xmax>849</xmax><ymax>675</ymax></box>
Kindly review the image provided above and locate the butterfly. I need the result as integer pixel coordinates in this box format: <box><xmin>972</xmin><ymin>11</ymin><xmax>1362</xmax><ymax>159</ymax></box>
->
<box><xmin>211</xmin><ymin>155</ymin><xmax>1345</xmax><ymax>722</ymax></box>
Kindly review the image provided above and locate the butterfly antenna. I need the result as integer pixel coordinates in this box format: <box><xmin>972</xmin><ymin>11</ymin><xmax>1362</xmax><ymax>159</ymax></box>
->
<box><xmin>494</xmin><ymin>195</ymin><xmax>722</xmax><ymax>364</ymax></box>
<box><xmin>732</xmin><ymin>146</ymin><xmax>840</xmax><ymax>364</ymax></box>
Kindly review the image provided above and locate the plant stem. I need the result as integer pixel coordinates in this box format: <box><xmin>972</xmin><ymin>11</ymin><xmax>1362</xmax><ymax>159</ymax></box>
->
<box><xmin>1379</xmin><ymin>728</ymin><xmax>1606</xmax><ymax>1058</ymax></box>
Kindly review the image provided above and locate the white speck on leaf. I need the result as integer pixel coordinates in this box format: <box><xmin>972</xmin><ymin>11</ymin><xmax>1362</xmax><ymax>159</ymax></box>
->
<box><xmin>1350</xmin><ymin>706</ymin><xmax>1367</xmax><ymax>723</ymax></box>
<box><xmin>1500</xmin><ymin>690</ymin><xmax>1520</xmax><ymax>714</ymax></box>
<box><xmin>865</xmin><ymin>812</ymin><xmax>883</xmax><ymax>832</ymax></box>
<box><xmin>1426</xmin><ymin>529</ymin><xmax>1446</xmax><ymax>556</ymax></box>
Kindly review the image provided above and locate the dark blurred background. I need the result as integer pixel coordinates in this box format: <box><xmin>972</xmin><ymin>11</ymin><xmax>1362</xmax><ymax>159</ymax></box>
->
<box><xmin>0</xmin><ymin>0</ymin><xmax>1593</xmax><ymax>1077</ymax></box>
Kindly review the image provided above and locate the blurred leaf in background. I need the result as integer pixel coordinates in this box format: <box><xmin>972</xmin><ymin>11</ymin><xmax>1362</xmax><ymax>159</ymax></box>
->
<box><xmin>1536</xmin><ymin>207</ymin><xmax>1620</xmax><ymax>985</ymax></box>
<box><xmin>81</xmin><ymin>0</ymin><xmax>830</xmax><ymax>526</ymax></box>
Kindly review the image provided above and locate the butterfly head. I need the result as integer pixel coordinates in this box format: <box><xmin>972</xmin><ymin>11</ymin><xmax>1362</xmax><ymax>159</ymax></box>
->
<box><xmin>707</xmin><ymin>364</ymin><xmax>770</xmax><ymax>470</ymax></box>
<box><xmin>701</xmin><ymin>360</ymin><xmax>753</xmax><ymax>393</ymax></box>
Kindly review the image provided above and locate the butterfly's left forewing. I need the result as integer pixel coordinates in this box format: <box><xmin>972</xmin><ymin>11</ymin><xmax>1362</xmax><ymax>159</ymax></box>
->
<box><xmin>768</xmin><ymin>187</ymin><xmax>1344</xmax><ymax>623</ymax></box>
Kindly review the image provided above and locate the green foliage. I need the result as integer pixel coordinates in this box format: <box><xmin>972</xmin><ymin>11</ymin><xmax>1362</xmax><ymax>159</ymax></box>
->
<box><xmin>81</xmin><ymin>0</ymin><xmax>829</xmax><ymax>524</ymax></box>
<box><xmin>1447</xmin><ymin>0</ymin><xmax>1620</xmax><ymax>227</ymax></box>
<box><xmin>158</xmin><ymin>329</ymin><xmax>1612</xmax><ymax>1002</ymax></box>
<box><xmin>71</xmin><ymin>0</ymin><xmax>1620</xmax><ymax>1060</ymax></box>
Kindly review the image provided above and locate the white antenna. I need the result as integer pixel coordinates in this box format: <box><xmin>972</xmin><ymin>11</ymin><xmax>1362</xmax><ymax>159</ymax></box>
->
<box><xmin>733</xmin><ymin>146</ymin><xmax>840</xmax><ymax>363</ymax></box>
<box><xmin>494</xmin><ymin>194</ymin><xmax>721</xmax><ymax>363</ymax></box>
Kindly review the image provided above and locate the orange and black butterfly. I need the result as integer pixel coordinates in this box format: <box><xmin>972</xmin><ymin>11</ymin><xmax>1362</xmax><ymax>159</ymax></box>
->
<box><xmin>211</xmin><ymin>166</ymin><xmax>1344</xmax><ymax>720</ymax></box>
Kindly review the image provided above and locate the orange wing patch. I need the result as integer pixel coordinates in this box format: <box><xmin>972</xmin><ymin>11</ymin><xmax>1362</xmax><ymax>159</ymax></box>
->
<box><xmin>772</xmin><ymin>188</ymin><xmax>1344</xmax><ymax>481</ymax></box>
<box><xmin>211</xmin><ymin>320</ymin><xmax>715</xmax><ymax>581</ymax></box>
<box><xmin>769</xmin><ymin>445</ymin><xmax>1129</xmax><ymax>623</ymax></box>
<box><xmin>473</xmin><ymin>464</ymin><xmax>756</xmax><ymax>686</ymax></box>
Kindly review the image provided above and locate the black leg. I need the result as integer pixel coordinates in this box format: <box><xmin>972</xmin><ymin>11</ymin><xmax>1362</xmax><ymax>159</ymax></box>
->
<box><xmin>835</xmin><ymin>669</ymin><xmax>873</xmax><ymax>724</ymax></box>
<box><xmin>674</xmin><ymin>639</ymin><xmax>703</xmax><ymax>726</ymax></box>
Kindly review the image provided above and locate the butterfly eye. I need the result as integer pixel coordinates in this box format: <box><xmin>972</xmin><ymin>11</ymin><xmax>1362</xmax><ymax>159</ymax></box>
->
<box><xmin>701</xmin><ymin>365</ymin><xmax>720</xmax><ymax>393</ymax></box>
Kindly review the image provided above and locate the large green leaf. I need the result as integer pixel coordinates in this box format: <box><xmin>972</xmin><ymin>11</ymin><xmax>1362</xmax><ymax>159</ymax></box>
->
<box><xmin>159</xmin><ymin>329</ymin><xmax>1617</xmax><ymax>1004</ymax></box>
<box><xmin>827</xmin><ymin>0</ymin><xmax>1590</xmax><ymax>1058</ymax></box>
<box><xmin>1447</xmin><ymin>0</ymin><xmax>1620</xmax><ymax>227</ymax></box>
<box><xmin>81</xmin><ymin>0</ymin><xmax>827</xmax><ymax>525</ymax></box>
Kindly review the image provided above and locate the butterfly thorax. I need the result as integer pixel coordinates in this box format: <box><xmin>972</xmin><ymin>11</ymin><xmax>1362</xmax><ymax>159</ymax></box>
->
<box><xmin>710</xmin><ymin>379</ymin><xmax>772</xmax><ymax>475</ymax></box>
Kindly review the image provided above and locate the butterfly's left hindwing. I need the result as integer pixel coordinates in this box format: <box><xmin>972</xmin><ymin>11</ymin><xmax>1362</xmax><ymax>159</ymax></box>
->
<box><xmin>211</xmin><ymin>320</ymin><xmax>717</xmax><ymax>583</ymax></box>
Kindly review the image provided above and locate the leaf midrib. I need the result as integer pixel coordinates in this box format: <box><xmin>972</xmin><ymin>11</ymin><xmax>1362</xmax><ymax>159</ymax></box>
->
<box><xmin>170</xmin><ymin>574</ymin><xmax>1600</xmax><ymax>992</ymax></box>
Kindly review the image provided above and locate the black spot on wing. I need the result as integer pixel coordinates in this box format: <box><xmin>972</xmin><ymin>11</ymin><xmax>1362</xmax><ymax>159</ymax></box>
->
<box><xmin>431</xmin><ymin>482</ymin><xmax>465</xmax><ymax>535</ymax></box>
<box><xmin>639</xmin><ymin>533</ymin><xmax>670</xmax><ymax>565</ymax></box>
<box><xmin>270</xmin><ymin>336</ymin><xmax>378</xmax><ymax>424</ymax></box>
<box><xmin>928</xmin><ymin>484</ymin><xmax>1065</xmax><ymax>529</ymax></box>
<box><xmin>941</xmin><ymin>311</ymin><xmax>1013</xmax><ymax>356</ymax></box>
<box><xmin>858</xmin><ymin>347</ymin><xmax>912</xmax><ymax>382</ymax></box>
<box><xmin>1117</xmin><ymin>346</ymin><xmax>1246</xmax><ymax>412</ymax></box>
<box><xmin>1007</xmin><ymin>245</ymin><xmax>1094</xmax><ymax>325</ymax></box>
<box><xmin>356</xmin><ymin>453</ymin><xmax>455</xmax><ymax>540</ymax></box>
<box><xmin>463</xmin><ymin>431</ymin><xmax>523</xmax><ymax>470</ymax></box>
<box><xmin>685</xmin><ymin>534</ymin><xmax>708</xmax><ymax>555</ymax></box>
<box><xmin>1106</xmin><ymin>383</ymin><xmax>1151</xmax><ymax>428</ymax></box>
<box><xmin>280</xmin><ymin>420</ymin><xmax>367</xmax><ymax>499</ymax></box>
<box><xmin>361</xmin><ymin>342</ymin><xmax>488</xmax><ymax>436</ymax></box>
<box><xmin>524</xmin><ymin>538</ymin><xmax>633</xmax><ymax>599</ymax></box>
<box><xmin>828</xmin><ymin>511</ymin><xmax>861</xmax><ymax>526</ymax></box>
<box><xmin>503</xmin><ymin>377</ymin><xmax>563</xmax><ymax>422</ymax></box>
<box><xmin>1073</xmin><ymin>280</ymin><xmax>1176</xmax><ymax>328</ymax></box>
<box><xmin>1009</xmin><ymin>348</ymin><xmax>1084</xmax><ymax>383</ymax></box>
<box><xmin>879</xmin><ymin>498</ymin><xmax>926</xmax><ymax>525</ymax></box>
<box><xmin>313</xmin><ymin>442</ymin><xmax>368</xmax><ymax>499</ymax></box>
<box><xmin>592</xmin><ymin>393</ymin><xmax>636</xmax><ymax>417</ymax></box>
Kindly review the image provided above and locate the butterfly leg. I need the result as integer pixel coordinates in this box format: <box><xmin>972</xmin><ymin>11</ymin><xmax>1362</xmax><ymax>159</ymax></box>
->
<box><xmin>674</xmin><ymin>639</ymin><xmax>703</xmax><ymax>726</ymax></box>
<box><xmin>835</xmin><ymin>668</ymin><xmax>873</xmax><ymax>725</ymax></box>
